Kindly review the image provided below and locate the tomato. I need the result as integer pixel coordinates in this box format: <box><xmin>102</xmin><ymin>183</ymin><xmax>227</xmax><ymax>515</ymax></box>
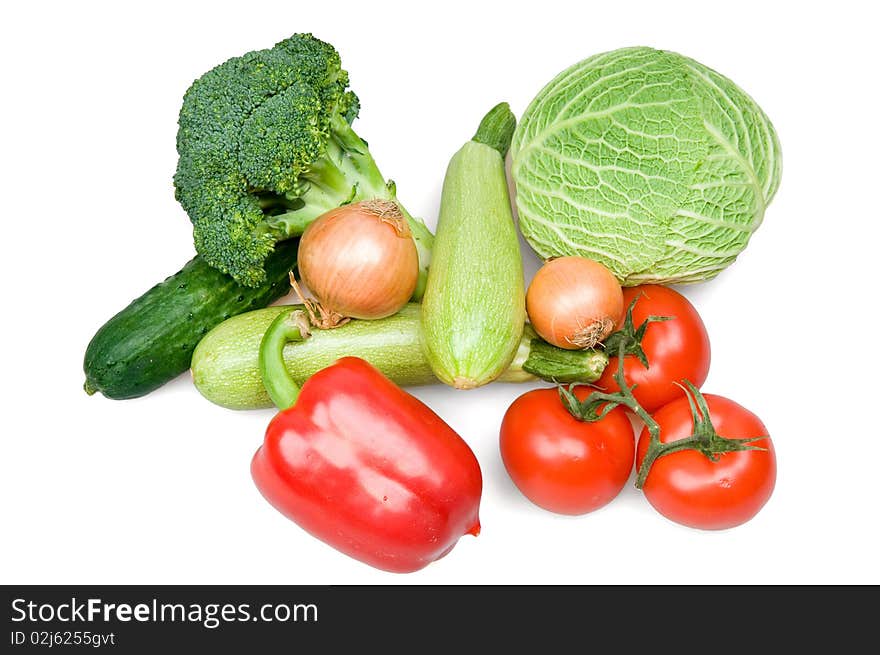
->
<box><xmin>598</xmin><ymin>285</ymin><xmax>710</xmax><ymax>413</ymax></box>
<box><xmin>636</xmin><ymin>393</ymin><xmax>776</xmax><ymax>530</ymax></box>
<box><xmin>500</xmin><ymin>387</ymin><xmax>634</xmax><ymax>515</ymax></box>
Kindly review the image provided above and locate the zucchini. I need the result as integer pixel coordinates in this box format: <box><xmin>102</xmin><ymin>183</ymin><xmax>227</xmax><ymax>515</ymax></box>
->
<box><xmin>191</xmin><ymin>303</ymin><xmax>608</xmax><ymax>410</ymax></box>
<box><xmin>420</xmin><ymin>103</ymin><xmax>525</xmax><ymax>389</ymax></box>
<box><xmin>193</xmin><ymin>304</ymin><xmax>430</xmax><ymax>409</ymax></box>
<box><xmin>83</xmin><ymin>239</ymin><xmax>299</xmax><ymax>399</ymax></box>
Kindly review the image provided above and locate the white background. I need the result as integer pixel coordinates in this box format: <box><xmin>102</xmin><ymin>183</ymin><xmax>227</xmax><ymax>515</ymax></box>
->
<box><xmin>1</xmin><ymin>0</ymin><xmax>878</xmax><ymax>585</ymax></box>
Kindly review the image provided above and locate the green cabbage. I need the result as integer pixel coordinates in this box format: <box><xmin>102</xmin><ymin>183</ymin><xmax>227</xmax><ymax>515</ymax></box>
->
<box><xmin>511</xmin><ymin>47</ymin><xmax>781</xmax><ymax>285</ymax></box>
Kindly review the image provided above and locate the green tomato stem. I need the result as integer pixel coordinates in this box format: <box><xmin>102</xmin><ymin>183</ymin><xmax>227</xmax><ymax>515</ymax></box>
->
<box><xmin>594</xmin><ymin>337</ymin><xmax>663</xmax><ymax>489</ymax></box>
<box><xmin>634</xmin><ymin>380</ymin><xmax>768</xmax><ymax>488</ymax></box>
<box><xmin>559</xmin><ymin>299</ymin><xmax>768</xmax><ymax>490</ymax></box>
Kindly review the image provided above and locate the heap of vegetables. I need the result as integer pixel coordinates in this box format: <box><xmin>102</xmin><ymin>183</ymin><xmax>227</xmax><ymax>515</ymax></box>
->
<box><xmin>83</xmin><ymin>34</ymin><xmax>433</xmax><ymax>400</ymax></box>
<box><xmin>83</xmin><ymin>36</ymin><xmax>781</xmax><ymax>572</ymax></box>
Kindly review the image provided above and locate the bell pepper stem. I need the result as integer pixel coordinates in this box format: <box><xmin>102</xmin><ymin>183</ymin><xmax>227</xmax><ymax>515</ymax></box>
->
<box><xmin>259</xmin><ymin>309</ymin><xmax>312</xmax><ymax>410</ymax></box>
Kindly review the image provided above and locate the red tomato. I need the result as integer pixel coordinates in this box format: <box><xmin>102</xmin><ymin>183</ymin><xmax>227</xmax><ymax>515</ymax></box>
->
<box><xmin>636</xmin><ymin>394</ymin><xmax>776</xmax><ymax>530</ymax></box>
<box><xmin>500</xmin><ymin>387</ymin><xmax>634</xmax><ymax>515</ymax></box>
<box><xmin>598</xmin><ymin>285</ymin><xmax>710</xmax><ymax>413</ymax></box>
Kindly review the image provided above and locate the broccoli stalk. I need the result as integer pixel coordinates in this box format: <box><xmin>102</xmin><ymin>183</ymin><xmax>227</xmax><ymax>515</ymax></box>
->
<box><xmin>173</xmin><ymin>34</ymin><xmax>433</xmax><ymax>291</ymax></box>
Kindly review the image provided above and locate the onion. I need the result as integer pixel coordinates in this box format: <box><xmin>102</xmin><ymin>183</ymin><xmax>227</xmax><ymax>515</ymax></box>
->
<box><xmin>297</xmin><ymin>200</ymin><xmax>419</xmax><ymax>327</ymax></box>
<box><xmin>526</xmin><ymin>256</ymin><xmax>624</xmax><ymax>350</ymax></box>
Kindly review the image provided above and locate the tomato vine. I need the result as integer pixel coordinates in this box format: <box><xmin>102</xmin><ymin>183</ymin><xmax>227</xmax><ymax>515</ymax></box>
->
<box><xmin>560</xmin><ymin>297</ymin><xmax>768</xmax><ymax>489</ymax></box>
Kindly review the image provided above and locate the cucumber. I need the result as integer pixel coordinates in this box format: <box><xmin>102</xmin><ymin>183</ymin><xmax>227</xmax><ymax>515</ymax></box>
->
<box><xmin>420</xmin><ymin>103</ymin><xmax>526</xmax><ymax>389</ymax></box>
<box><xmin>191</xmin><ymin>303</ymin><xmax>608</xmax><ymax>410</ymax></box>
<box><xmin>83</xmin><ymin>239</ymin><xmax>299</xmax><ymax>399</ymax></box>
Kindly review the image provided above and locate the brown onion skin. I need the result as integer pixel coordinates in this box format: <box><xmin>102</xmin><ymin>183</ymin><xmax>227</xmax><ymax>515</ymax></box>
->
<box><xmin>526</xmin><ymin>256</ymin><xmax>624</xmax><ymax>350</ymax></box>
<box><xmin>298</xmin><ymin>201</ymin><xmax>419</xmax><ymax>321</ymax></box>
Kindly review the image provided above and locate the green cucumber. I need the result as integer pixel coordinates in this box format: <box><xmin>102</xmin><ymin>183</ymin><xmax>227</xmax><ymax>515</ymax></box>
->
<box><xmin>83</xmin><ymin>239</ymin><xmax>299</xmax><ymax>399</ymax></box>
<box><xmin>191</xmin><ymin>303</ymin><xmax>608</xmax><ymax>410</ymax></box>
<box><xmin>420</xmin><ymin>103</ymin><xmax>526</xmax><ymax>389</ymax></box>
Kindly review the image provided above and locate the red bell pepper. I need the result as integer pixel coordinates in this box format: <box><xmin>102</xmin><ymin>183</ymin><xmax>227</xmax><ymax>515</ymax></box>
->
<box><xmin>251</xmin><ymin>309</ymin><xmax>483</xmax><ymax>573</ymax></box>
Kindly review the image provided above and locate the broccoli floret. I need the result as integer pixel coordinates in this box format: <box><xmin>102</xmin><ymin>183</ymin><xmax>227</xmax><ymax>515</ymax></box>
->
<box><xmin>173</xmin><ymin>34</ymin><xmax>432</xmax><ymax>288</ymax></box>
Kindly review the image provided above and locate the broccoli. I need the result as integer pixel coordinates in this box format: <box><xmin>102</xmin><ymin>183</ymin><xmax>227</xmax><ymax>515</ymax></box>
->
<box><xmin>173</xmin><ymin>33</ymin><xmax>433</xmax><ymax>289</ymax></box>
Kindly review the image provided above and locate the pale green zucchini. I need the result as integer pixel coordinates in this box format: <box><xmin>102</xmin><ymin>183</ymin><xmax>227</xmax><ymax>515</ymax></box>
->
<box><xmin>420</xmin><ymin>103</ymin><xmax>525</xmax><ymax>389</ymax></box>
<box><xmin>190</xmin><ymin>304</ymin><xmax>607</xmax><ymax>410</ymax></box>
<box><xmin>192</xmin><ymin>304</ymin><xmax>427</xmax><ymax>409</ymax></box>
